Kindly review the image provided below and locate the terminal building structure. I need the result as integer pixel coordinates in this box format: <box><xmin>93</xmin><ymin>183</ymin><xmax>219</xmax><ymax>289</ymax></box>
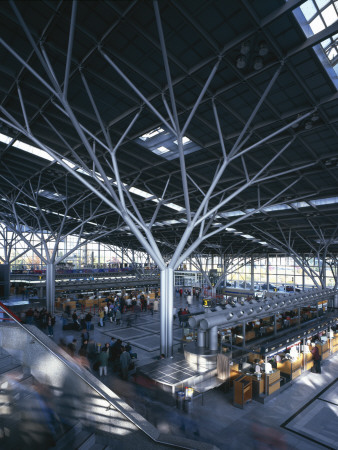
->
<box><xmin>0</xmin><ymin>1</ymin><xmax>338</xmax><ymax>448</ymax></box>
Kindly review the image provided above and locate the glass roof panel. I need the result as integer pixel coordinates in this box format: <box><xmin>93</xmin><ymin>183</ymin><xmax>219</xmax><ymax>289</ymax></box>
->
<box><xmin>13</xmin><ymin>140</ymin><xmax>54</xmax><ymax>162</ymax></box>
<box><xmin>321</xmin><ymin>4</ymin><xmax>338</xmax><ymax>25</ymax></box>
<box><xmin>139</xmin><ymin>127</ymin><xmax>165</xmax><ymax>141</ymax></box>
<box><xmin>309</xmin><ymin>15</ymin><xmax>325</xmax><ymax>33</ymax></box>
<box><xmin>310</xmin><ymin>196</ymin><xmax>338</xmax><ymax>205</ymax></box>
<box><xmin>315</xmin><ymin>0</ymin><xmax>331</xmax><ymax>8</ymax></box>
<box><xmin>300</xmin><ymin>0</ymin><xmax>317</xmax><ymax>19</ymax></box>
<box><xmin>293</xmin><ymin>0</ymin><xmax>338</xmax><ymax>89</ymax></box>
<box><xmin>136</xmin><ymin>127</ymin><xmax>200</xmax><ymax>160</ymax></box>
<box><xmin>0</xmin><ymin>133</ymin><xmax>12</xmax><ymax>145</ymax></box>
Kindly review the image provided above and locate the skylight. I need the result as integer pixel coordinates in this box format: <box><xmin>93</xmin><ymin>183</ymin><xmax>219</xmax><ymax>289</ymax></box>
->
<box><xmin>262</xmin><ymin>204</ymin><xmax>291</xmax><ymax>212</ymax></box>
<box><xmin>155</xmin><ymin>146</ymin><xmax>170</xmax><ymax>154</ymax></box>
<box><xmin>220</xmin><ymin>210</ymin><xmax>245</xmax><ymax>218</ymax></box>
<box><xmin>299</xmin><ymin>0</ymin><xmax>338</xmax><ymax>34</ymax></box>
<box><xmin>129</xmin><ymin>187</ymin><xmax>153</xmax><ymax>199</ymax></box>
<box><xmin>293</xmin><ymin>0</ymin><xmax>338</xmax><ymax>87</ymax></box>
<box><xmin>162</xmin><ymin>219</ymin><xmax>181</xmax><ymax>225</ymax></box>
<box><xmin>1</xmin><ymin>129</ymin><xmax>186</xmax><ymax>215</ymax></box>
<box><xmin>165</xmin><ymin>202</ymin><xmax>185</xmax><ymax>212</ymax></box>
<box><xmin>136</xmin><ymin>126</ymin><xmax>201</xmax><ymax>160</ymax></box>
<box><xmin>309</xmin><ymin>196</ymin><xmax>338</xmax><ymax>205</ymax></box>
<box><xmin>12</xmin><ymin>140</ymin><xmax>54</xmax><ymax>162</ymax></box>
<box><xmin>38</xmin><ymin>190</ymin><xmax>66</xmax><ymax>201</ymax></box>
<box><xmin>173</xmin><ymin>136</ymin><xmax>191</xmax><ymax>145</ymax></box>
<box><xmin>291</xmin><ymin>201</ymin><xmax>310</xmax><ymax>208</ymax></box>
<box><xmin>0</xmin><ymin>133</ymin><xmax>13</xmax><ymax>145</ymax></box>
<box><xmin>139</xmin><ymin>127</ymin><xmax>165</xmax><ymax>141</ymax></box>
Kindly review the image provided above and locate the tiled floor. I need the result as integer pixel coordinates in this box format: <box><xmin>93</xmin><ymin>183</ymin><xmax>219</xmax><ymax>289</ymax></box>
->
<box><xmin>4</xmin><ymin>294</ymin><xmax>338</xmax><ymax>449</ymax></box>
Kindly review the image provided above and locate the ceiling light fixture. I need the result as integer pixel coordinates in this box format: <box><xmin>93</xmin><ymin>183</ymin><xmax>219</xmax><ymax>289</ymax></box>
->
<box><xmin>236</xmin><ymin>55</ymin><xmax>247</xmax><ymax>69</ymax></box>
<box><xmin>258</xmin><ymin>42</ymin><xmax>269</xmax><ymax>56</ymax></box>
<box><xmin>240</xmin><ymin>41</ymin><xmax>251</xmax><ymax>55</ymax></box>
<box><xmin>253</xmin><ymin>56</ymin><xmax>263</xmax><ymax>70</ymax></box>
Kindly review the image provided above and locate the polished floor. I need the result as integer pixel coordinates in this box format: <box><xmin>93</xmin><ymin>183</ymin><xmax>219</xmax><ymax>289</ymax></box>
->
<box><xmin>4</xmin><ymin>294</ymin><xmax>338</xmax><ymax>449</ymax></box>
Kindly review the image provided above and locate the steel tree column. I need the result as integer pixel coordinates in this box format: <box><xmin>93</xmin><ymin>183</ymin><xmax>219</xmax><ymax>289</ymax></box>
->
<box><xmin>251</xmin><ymin>257</ymin><xmax>255</xmax><ymax>290</ymax></box>
<box><xmin>46</xmin><ymin>263</ymin><xmax>55</xmax><ymax>314</ymax></box>
<box><xmin>160</xmin><ymin>267</ymin><xmax>174</xmax><ymax>357</ymax></box>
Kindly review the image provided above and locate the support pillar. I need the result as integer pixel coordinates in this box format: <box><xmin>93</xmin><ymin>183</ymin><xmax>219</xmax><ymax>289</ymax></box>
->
<box><xmin>298</xmin><ymin>307</ymin><xmax>301</xmax><ymax>325</ymax></box>
<box><xmin>274</xmin><ymin>314</ymin><xmax>277</xmax><ymax>336</ymax></box>
<box><xmin>251</xmin><ymin>257</ymin><xmax>255</xmax><ymax>290</ymax></box>
<box><xmin>266</xmin><ymin>254</ymin><xmax>269</xmax><ymax>290</ymax></box>
<box><xmin>0</xmin><ymin>264</ymin><xmax>10</xmax><ymax>299</ymax></box>
<box><xmin>46</xmin><ymin>263</ymin><xmax>55</xmax><ymax>314</ymax></box>
<box><xmin>160</xmin><ymin>267</ymin><xmax>174</xmax><ymax>357</ymax></box>
<box><xmin>242</xmin><ymin>322</ymin><xmax>246</xmax><ymax>348</ymax></box>
<box><xmin>197</xmin><ymin>328</ymin><xmax>206</xmax><ymax>348</ymax></box>
<box><xmin>209</xmin><ymin>325</ymin><xmax>218</xmax><ymax>351</ymax></box>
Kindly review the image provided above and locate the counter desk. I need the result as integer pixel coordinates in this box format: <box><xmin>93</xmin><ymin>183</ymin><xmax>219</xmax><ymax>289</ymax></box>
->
<box><xmin>331</xmin><ymin>334</ymin><xmax>338</xmax><ymax>353</ymax></box>
<box><xmin>233</xmin><ymin>374</ymin><xmax>252</xmax><ymax>408</ymax></box>
<box><xmin>277</xmin><ymin>357</ymin><xmax>302</xmax><ymax>380</ymax></box>
<box><xmin>265</xmin><ymin>369</ymin><xmax>281</xmax><ymax>395</ymax></box>
<box><xmin>236</xmin><ymin>369</ymin><xmax>281</xmax><ymax>397</ymax></box>
<box><xmin>301</xmin><ymin>352</ymin><xmax>314</xmax><ymax>371</ymax></box>
<box><xmin>313</xmin><ymin>342</ymin><xmax>330</xmax><ymax>361</ymax></box>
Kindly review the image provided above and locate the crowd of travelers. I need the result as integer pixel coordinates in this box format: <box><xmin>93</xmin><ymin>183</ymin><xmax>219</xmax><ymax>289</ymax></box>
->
<box><xmin>58</xmin><ymin>331</ymin><xmax>137</xmax><ymax>380</ymax></box>
<box><xmin>23</xmin><ymin>307</ymin><xmax>56</xmax><ymax>336</ymax></box>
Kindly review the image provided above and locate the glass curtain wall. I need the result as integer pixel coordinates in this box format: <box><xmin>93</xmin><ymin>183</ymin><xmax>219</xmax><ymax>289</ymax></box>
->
<box><xmin>1</xmin><ymin>223</ymin><xmax>337</xmax><ymax>288</ymax></box>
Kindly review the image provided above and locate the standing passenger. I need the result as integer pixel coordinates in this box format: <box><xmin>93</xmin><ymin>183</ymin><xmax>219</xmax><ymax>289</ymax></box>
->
<box><xmin>85</xmin><ymin>312</ymin><xmax>92</xmax><ymax>331</ymax></box>
<box><xmin>99</xmin><ymin>347</ymin><xmax>109</xmax><ymax>377</ymax></box>
<box><xmin>120</xmin><ymin>346</ymin><xmax>131</xmax><ymax>380</ymax></box>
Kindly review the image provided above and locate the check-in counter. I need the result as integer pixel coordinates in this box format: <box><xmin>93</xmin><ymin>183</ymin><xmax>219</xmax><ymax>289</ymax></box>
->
<box><xmin>315</xmin><ymin>342</ymin><xmax>330</xmax><ymax>360</ymax></box>
<box><xmin>265</xmin><ymin>369</ymin><xmax>281</xmax><ymax>395</ymax></box>
<box><xmin>252</xmin><ymin>374</ymin><xmax>265</xmax><ymax>396</ymax></box>
<box><xmin>302</xmin><ymin>352</ymin><xmax>314</xmax><ymax>371</ymax></box>
<box><xmin>238</xmin><ymin>369</ymin><xmax>280</xmax><ymax>397</ymax></box>
<box><xmin>277</xmin><ymin>357</ymin><xmax>302</xmax><ymax>380</ymax></box>
<box><xmin>62</xmin><ymin>300</ymin><xmax>76</xmax><ymax>311</ymax></box>
<box><xmin>331</xmin><ymin>334</ymin><xmax>338</xmax><ymax>353</ymax></box>
<box><xmin>230</xmin><ymin>363</ymin><xmax>240</xmax><ymax>386</ymax></box>
<box><xmin>233</xmin><ymin>374</ymin><xmax>252</xmax><ymax>408</ymax></box>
